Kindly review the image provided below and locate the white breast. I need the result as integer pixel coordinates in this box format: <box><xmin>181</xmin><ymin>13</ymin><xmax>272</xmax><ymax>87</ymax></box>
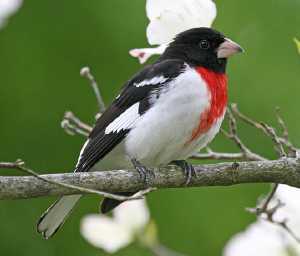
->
<box><xmin>124</xmin><ymin>65</ymin><xmax>220</xmax><ymax>167</ymax></box>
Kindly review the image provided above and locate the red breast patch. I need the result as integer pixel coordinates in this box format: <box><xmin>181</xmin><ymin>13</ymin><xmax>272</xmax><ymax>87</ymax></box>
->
<box><xmin>187</xmin><ymin>67</ymin><xmax>228</xmax><ymax>143</ymax></box>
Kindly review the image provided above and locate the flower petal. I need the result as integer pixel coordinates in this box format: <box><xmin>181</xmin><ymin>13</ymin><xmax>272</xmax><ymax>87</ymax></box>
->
<box><xmin>114</xmin><ymin>199</ymin><xmax>150</xmax><ymax>233</ymax></box>
<box><xmin>224</xmin><ymin>185</ymin><xmax>300</xmax><ymax>256</ymax></box>
<box><xmin>80</xmin><ymin>214</ymin><xmax>132</xmax><ymax>253</ymax></box>
<box><xmin>273</xmin><ymin>185</ymin><xmax>300</xmax><ymax>234</ymax></box>
<box><xmin>129</xmin><ymin>44</ymin><xmax>167</xmax><ymax>64</ymax></box>
<box><xmin>146</xmin><ymin>0</ymin><xmax>217</xmax><ymax>45</ymax></box>
<box><xmin>223</xmin><ymin>221</ymin><xmax>292</xmax><ymax>256</ymax></box>
<box><xmin>146</xmin><ymin>0</ymin><xmax>173</xmax><ymax>20</ymax></box>
<box><xmin>0</xmin><ymin>0</ymin><xmax>23</xmax><ymax>28</ymax></box>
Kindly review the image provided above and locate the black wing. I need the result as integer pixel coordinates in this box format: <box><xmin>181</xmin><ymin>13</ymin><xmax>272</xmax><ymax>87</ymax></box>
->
<box><xmin>75</xmin><ymin>59</ymin><xmax>185</xmax><ymax>172</ymax></box>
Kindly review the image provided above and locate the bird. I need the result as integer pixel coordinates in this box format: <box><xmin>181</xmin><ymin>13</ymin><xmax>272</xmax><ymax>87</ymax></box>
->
<box><xmin>37</xmin><ymin>27</ymin><xmax>243</xmax><ymax>239</ymax></box>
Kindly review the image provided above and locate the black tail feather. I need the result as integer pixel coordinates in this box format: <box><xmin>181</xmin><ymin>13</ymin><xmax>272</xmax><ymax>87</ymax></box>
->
<box><xmin>100</xmin><ymin>192</ymin><xmax>135</xmax><ymax>214</ymax></box>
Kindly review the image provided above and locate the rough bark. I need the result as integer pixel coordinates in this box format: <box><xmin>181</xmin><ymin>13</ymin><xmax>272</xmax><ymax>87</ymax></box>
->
<box><xmin>1</xmin><ymin>158</ymin><xmax>299</xmax><ymax>200</ymax></box>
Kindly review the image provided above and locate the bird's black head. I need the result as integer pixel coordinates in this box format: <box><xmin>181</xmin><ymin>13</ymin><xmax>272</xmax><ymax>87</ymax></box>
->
<box><xmin>160</xmin><ymin>27</ymin><xmax>243</xmax><ymax>73</ymax></box>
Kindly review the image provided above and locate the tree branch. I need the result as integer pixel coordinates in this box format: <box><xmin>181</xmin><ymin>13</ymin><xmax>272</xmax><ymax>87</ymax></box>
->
<box><xmin>80</xmin><ymin>66</ymin><xmax>106</xmax><ymax>113</ymax></box>
<box><xmin>2</xmin><ymin>66</ymin><xmax>300</xmax><ymax>243</ymax></box>
<box><xmin>0</xmin><ymin>160</ymin><xmax>154</xmax><ymax>201</ymax></box>
<box><xmin>1</xmin><ymin>157</ymin><xmax>300</xmax><ymax>200</ymax></box>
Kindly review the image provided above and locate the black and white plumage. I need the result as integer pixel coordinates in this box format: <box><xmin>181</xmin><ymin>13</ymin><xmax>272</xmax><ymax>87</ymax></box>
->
<box><xmin>75</xmin><ymin>59</ymin><xmax>185</xmax><ymax>173</ymax></box>
<box><xmin>37</xmin><ymin>28</ymin><xmax>243</xmax><ymax>239</ymax></box>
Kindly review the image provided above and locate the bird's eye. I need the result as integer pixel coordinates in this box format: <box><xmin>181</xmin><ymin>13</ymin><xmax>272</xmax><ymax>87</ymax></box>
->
<box><xmin>199</xmin><ymin>40</ymin><xmax>210</xmax><ymax>49</ymax></box>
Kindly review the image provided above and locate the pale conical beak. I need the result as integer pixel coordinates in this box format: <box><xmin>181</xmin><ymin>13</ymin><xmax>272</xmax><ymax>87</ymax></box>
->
<box><xmin>217</xmin><ymin>38</ymin><xmax>244</xmax><ymax>58</ymax></box>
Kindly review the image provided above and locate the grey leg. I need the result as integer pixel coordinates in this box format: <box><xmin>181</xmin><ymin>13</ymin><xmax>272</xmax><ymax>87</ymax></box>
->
<box><xmin>171</xmin><ymin>160</ymin><xmax>196</xmax><ymax>185</ymax></box>
<box><xmin>131</xmin><ymin>158</ymin><xmax>154</xmax><ymax>186</ymax></box>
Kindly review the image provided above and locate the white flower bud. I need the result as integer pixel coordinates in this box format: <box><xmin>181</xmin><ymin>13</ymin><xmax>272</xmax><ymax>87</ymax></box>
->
<box><xmin>130</xmin><ymin>0</ymin><xmax>217</xmax><ymax>63</ymax></box>
<box><xmin>81</xmin><ymin>199</ymin><xmax>150</xmax><ymax>253</ymax></box>
<box><xmin>0</xmin><ymin>0</ymin><xmax>23</xmax><ymax>28</ymax></box>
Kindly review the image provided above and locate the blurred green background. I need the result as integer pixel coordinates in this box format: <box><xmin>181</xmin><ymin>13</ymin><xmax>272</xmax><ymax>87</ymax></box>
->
<box><xmin>0</xmin><ymin>0</ymin><xmax>299</xmax><ymax>255</ymax></box>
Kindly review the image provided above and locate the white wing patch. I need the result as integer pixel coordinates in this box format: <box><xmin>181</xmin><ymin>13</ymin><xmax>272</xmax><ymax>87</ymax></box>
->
<box><xmin>105</xmin><ymin>103</ymin><xmax>140</xmax><ymax>134</ymax></box>
<box><xmin>75</xmin><ymin>139</ymin><xmax>89</xmax><ymax>169</ymax></box>
<box><xmin>134</xmin><ymin>76</ymin><xmax>168</xmax><ymax>87</ymax></box>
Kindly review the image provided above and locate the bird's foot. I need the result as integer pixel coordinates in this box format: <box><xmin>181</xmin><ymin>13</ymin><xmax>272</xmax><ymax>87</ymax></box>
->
<box><xmin>171</xmin><ymin>160</ymin><xmax>196</xmax><ymax>185</ymax></box>
<box><xmin>131</xmin><ymin>158</ymin><xmax>154</xmax><ymax>186</ymax></box>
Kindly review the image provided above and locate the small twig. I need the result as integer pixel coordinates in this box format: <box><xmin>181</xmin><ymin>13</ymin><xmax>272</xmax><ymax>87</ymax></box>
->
<box><xmin>61</xmin><ymin>111</ymin><xmax>92</xmax><ymax>137</ymax></box>
<box><xmin>221</xmin><ymin>108</ymin><xmax>267</xmax><ymax>161</ymax></box>
<box><xmin>247</xmin><ymin>183</ymin><xmax>280</xmax><ymax>225</ymax></box>
<box><xmin>231</xmin><ymin>103</ymin><xmax>298</xmax><ymax>154</ymax></box>
<box><xmin>262</xmin><ymin>209</ymin><xmax>300</xmax><ymax>243</ymax></box>
<box><xmin>61</xmin><ymin>66</ymin><xmax>106</xmax><ymax>138</ymax></box>
<box><xmin>278</xmin><ymin>221</ymin><xmax>300</xmax><ymax>243</ymax></box>
<box><xmin>80</xmin><ymin>66</ymin><xmax>106</xmax><ymax>113</ymax></box>
<box><xmin>230</xmin><ymin>103</ymin><xmax>266</xmax><ymax>131</ymax></box>
<box><xmin>1</xmin><ymin>160</ymin><xmax>154</xmax><ymax>201</ymax></box>
<box><xmin>260</xmin><ymin>123</ymin><xmax>286</xmax><ymax>157</ymax></box>
<box><xmin>61</xmin><ymin>120</ymin><xmax>89</xmax><ymax>137</ymax></box>
<box><xmin>64</xmin><ymin>111</ymin><xmax>92</xmax><ymax>132</ymax></box>
<box><xmin>259</xmin><ymin>183</ymin><xmax>279</xmax><ymax>213</ymax></box>
<box><xmin>260</xmin><ymin>203</ymin><xmax>300</xmax><ymax>243</ymax></box>
<box><xmin>275</xmin><ymin>107</ymin><xmax>289</xmax><ymax>140</ymax></box>
<box><xmin>226</xmin><ymin>108</ymin><xmax>252</xmax><ymax>154</ymax></box>
<box><xmin>275</xmin><ymin>107</ymin><xmax>298</xmax><ymax>157</ymax></box>
<box><xmin>0</xmin><ymin>161</ymin><xmax>21</xmax><ymax>169</ymax></box>
<box><xmin>132</xmin><ymin>187</ymin><xmax>157</xmax><ymax>198</ymax></box>
<box><xmin>149</xmin><ymin>244</ymin><xmax>187</xmax><ymax>256</ymax></box>
<box><xmin>191</xmin><ymin>151</ymin><xmax>245</xmax><ymax>161</ymax></box>
<box><xmin>191</xmin><ymin>147</ymin><xmax>250</xmax><ymax>161</ymax></box>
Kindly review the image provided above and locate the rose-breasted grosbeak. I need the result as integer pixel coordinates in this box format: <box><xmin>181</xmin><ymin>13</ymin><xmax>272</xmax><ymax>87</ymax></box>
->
<box><xmin>37</xmin><ymin>27</ymin><xmax>243</xmax><ymax>239</ymax></box>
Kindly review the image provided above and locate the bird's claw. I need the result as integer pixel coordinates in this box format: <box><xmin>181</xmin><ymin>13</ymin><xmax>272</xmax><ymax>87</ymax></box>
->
<box><xmin>172</xmin><ymin>160</ymin><xmax>196</xmax><ymax>185</ymax></box>
<box><xmin>131</xmin><ymin>159</ymin><xmax>154</xmax><ymax>186</ymax></box>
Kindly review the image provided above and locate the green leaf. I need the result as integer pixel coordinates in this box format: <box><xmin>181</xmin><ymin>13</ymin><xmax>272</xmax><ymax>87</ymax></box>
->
<box><xmin>139</xmin><ymin>220</ymin><xmax>159</xmax><ymax>247</ymax></box>
<box><xmin>294</xmin><ymin>38</ymin><xmax>300</xmax><ymax>54</ymax></box>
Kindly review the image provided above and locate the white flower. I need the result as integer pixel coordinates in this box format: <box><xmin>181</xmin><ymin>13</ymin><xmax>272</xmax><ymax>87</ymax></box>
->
<box><xmin>129</xmin><ymin>44</ymin><xmax>167</xmax><ymax>65</ymax></box>
<box><xmin>80</xmin><ymin>199</ymin><xmax>150</xmax><ymax>253</ymax></box>
<box><xmin>272</xmin><ymin>185</ymin><xmax>300</xmax><ymax>234</ymax></box>
<box><xmin>223</xmin><ymin>185</ymin><xmax>300</xmax><ymax>256</ymax></box>
<box><xmin>130</xmin><ymin>0</ymin><xmax>217</xmax><ymax>63</ymax></box>
<box><xmin>146</xmin><ymin>0</ymin><xmax>216</xmax><ymax>45</ymax></box>
<box><xmin>224</xmin><ymin>221</ymin><xmax>293</xmax><ymax>256</ymax></box>
<box><xmin>0</xmin><ymin>0</ymin><xmax>23</xmax><ymax>29</ymax></box>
